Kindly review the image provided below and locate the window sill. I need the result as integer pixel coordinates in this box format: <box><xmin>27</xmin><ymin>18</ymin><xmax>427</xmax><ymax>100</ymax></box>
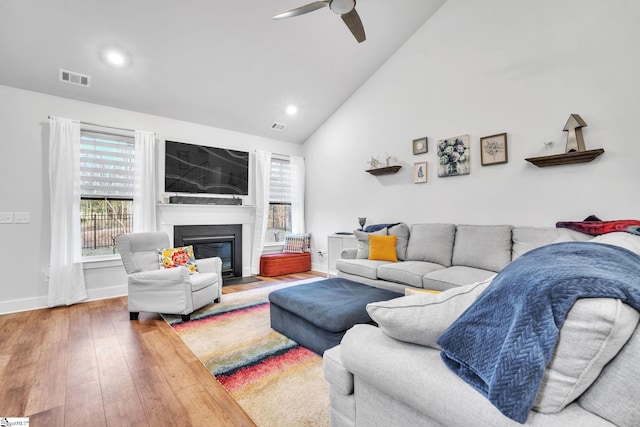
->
<box><xmin>82</xmin><ymin>254</ymin><xmax>123</xmax><ymax>269</ymax></box>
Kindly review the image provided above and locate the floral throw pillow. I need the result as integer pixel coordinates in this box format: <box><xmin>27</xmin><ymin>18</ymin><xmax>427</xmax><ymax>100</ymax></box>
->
<box><xmin>158</xmin><ymin>246</ymin><xmax>198</xmax><ymax>274</ymax></box>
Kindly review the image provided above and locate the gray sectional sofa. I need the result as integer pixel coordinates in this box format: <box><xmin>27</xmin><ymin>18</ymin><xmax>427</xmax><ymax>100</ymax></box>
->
<box><xmin>325</xmin><ymin>226</ymin><xmax>640</xmax><ymax>426</ymax></box>
<box><xmin>336</xmin><ymin>223</ymin><xmax>592</xmax><ymax>293</ymax></box>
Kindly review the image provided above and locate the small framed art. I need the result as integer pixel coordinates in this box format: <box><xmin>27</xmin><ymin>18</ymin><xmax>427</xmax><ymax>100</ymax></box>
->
<box><xmin>412</xmin><ymin>137</ymin><xmax>428</xmax><ymax>155</ymax></box>
<box><xmin>413</xmin><ymin>162</ymin><xmax>427</xmax><ymax>183</ymax></box>
<box><xmin>480</xmin><ymin>132</ymin><xmax>508</xmax><ymax>166</ymax></box>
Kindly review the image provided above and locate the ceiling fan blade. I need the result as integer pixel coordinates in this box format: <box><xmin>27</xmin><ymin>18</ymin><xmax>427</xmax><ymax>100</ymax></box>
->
<box><xmin>341</xmin><ymin>8</ymin><xmax>366</xmax><ymax>43</ymax></box>
<box><xmin>272</xmin><ymin>1</ymin><xmax>329</xmax><ymax>19</ymax></box>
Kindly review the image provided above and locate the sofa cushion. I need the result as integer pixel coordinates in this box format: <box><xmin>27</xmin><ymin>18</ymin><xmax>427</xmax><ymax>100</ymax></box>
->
<box><xmin>534</xmin><ymin>299</ymin><xmax>639</xmax><ymax>413</ymax></box>
<box><xmin>377</xmin><ymin>261</ymin><xmax>445</xmax><ymax>288</ymax></box>
<box><xmin>590</xmin><ymin>231</ymin><xmax>640</xmax><ymax>255</ymax></box>
<box><xmin>368</xmin><ymin>235</ymin><xmax>398</xmax><ymax>262</ymax></box>
<box><xmin>512</xmin><ymin>227</ymin><xmax>591</xmax><ymax>260</ymax></box>
<box><xmin>355</xmin><ymin>228</ymin><xmax>387</xmax><ymax>259</ymax></box>
<box><xmin>578</xmin><ymin>322</ymin><xmax>640</xmax><ymax>426</ymax></box>
<box><xmin>422</xmin><ymin>266</ymin><xmax>496</xmax><ymax>291</ymax></box>
<box><xmin>367</xmin><ymin>278</ymin><xmax>492</xmax><ymax>348</ymax></box>
<box><xmin>388</xmin><ymin>223</ymin><xmax>410</xmax><ymax>261</ymax></box>
<box><xmin>405</xmin><ymin>223</ymin><xmax>456</xmax><ymax>266</ymax></box>
<box><xmin>335</xmin><ymin>259</ymin><xmax>388</xmax><ymax>280</ymax></box>
<box><xmin>452</xmin><ymin>224</ymin><xmax>512</xmax><ymax>272</ymax></box>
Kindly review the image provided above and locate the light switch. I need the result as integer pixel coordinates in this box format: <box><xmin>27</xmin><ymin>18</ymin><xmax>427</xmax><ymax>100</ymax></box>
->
<box><xmin>14</xmin><ymin>212</ymin><xmax>30</xmax><ymax>224</ymax></box>
<box><xmin>0</xmin><ymin>212</ymin><xmax>14</xmax><ymax>224</ymax></box>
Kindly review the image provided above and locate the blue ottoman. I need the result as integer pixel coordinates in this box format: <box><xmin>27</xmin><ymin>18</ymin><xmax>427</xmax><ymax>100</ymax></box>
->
<box><xmin>269</xmin><ymin>278</ymin><xmax>402</xmax><ymax>355</ymax></box>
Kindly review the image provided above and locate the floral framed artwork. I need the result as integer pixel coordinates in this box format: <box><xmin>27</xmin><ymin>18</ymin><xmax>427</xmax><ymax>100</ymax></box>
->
<box><xmin>480</xmin><ymin>132</ymin><xmax>508</xmax><ymax>166</ymax></box>
<box><xmin>413</xmin><ymin>162</ymin><xmax>427</xmax><ymax>183</ymax></box>
<box><xmin>437</xmin><ymin>134</ymin><xmax>470</xmax><ymax>177</ymax></box>
<box><xmin>412</xmin><ymin>137</ymin><xmax>428</xmax><ymax>155</ymax></box>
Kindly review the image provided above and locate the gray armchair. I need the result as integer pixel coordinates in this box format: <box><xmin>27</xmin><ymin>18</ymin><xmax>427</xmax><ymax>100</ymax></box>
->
<box><xmin>116</xmin><ymin>231</ymin><xmax>222</xmax><ymax>321</ymax></box>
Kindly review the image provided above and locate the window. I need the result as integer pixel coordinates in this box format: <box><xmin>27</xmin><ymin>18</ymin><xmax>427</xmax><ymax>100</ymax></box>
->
<box><xmin>266</xmin><ymin>157</ymin><xmax>292</xmax><ymax>243</ymax></box>
<box><xmin>80</xmin><ymin>130</ymin><xmax>134</xmax><ymax>256</ymax></box>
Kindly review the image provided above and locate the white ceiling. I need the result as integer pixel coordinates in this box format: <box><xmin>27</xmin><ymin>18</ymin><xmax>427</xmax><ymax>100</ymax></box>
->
<box><xmin>0</xmin><ymin>0</ymin><xmax>445</xmax><ymax>144</ymax></box>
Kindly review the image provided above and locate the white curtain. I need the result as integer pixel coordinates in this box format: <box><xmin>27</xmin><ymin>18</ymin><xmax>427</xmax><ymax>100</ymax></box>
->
<box><xmin>48</xmin><ymin>117</ymin><xmax>87</xmax><ymax>307</ymax></box>
<box><xmin>251</xmin><ymin>150</ymin><xmax>272</xmax><ymax>274</ymax></box>
<box><xmin>133</xmin><ymin>130</ymin><xmax>157</xmax><ymax>232</ymax></box>
<box><xmin>290</xmin><ymin>155</ymin><xmax>306</xmax><ymax>234</ymax></box>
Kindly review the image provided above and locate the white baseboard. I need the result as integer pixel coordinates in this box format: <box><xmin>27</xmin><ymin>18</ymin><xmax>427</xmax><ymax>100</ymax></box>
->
<box><xmin>0</xmin><ymin>285</ymin><xmax>128</xmax><ymax>315</ymax></box>
<box><xmin>311</xmin><ymin>263</ymin><xmax>328</xmax><ymax>276</ymax></box>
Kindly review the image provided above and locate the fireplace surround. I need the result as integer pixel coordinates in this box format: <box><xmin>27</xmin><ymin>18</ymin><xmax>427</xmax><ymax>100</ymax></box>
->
<box><xmin>174</xmin><ymin>224</ymin><xmax>242</xmax><ymax>278</ymax></box>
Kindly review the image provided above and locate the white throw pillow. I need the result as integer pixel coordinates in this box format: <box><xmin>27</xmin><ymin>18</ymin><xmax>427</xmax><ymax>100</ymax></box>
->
<box><xmin>590</xmin><ymin>232</ymin><xmax>640</xmax><ymax>255</ymax></box>
<box><xmin>366</xmin><ymin>277</ymin><xmax>494</xmax><ymax>349</ymax></box>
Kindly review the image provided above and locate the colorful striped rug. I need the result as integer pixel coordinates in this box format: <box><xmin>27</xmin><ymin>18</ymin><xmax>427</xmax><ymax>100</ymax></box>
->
<box><xmin>163</xmin><ymin>278</ymin><xmax>329</xmax><ymax>427</ymax></box>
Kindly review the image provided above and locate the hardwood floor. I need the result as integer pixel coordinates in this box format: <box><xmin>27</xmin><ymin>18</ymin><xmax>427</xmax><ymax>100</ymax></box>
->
<box><xmin>0</xmin><ymin>271</ymin><xmax>325</xmax><ymax>426</ymax></box>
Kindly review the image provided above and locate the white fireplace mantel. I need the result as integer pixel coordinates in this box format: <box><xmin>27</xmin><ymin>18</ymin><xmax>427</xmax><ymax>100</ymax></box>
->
<box><xmin>157</xmin><ymin>203</ymin><xmax>256</xmax><ymax>277</ymax></box>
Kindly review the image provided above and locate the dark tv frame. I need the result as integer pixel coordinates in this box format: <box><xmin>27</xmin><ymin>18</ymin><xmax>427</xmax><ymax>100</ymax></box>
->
<box><xmin>164</xmin><ymin>140</ymin><xmax>249</xmax><ymax>196</ymax></box>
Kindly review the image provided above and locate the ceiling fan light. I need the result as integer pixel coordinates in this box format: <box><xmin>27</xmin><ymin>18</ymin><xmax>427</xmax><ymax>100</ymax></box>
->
<box><xmin>329</xmin><ymin>0</ymin><xmax>355</xmax><ymax>15</ymax></box>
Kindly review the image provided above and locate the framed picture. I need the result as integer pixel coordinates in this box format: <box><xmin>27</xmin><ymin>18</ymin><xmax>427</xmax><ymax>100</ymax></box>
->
<box><xmin>412</xmin><ymin>137</ymin><xmax>428</xmax><ymax>155</ymax></box>
<box><xmin>437</xmin><ymin>134</ymin><xmax>470</xmax><ymax>177</ymax></box>
<box><xmin>413</xmin><ymin>162</ymin><xmax>427</xmax><ymax>183</ymax></box>
<box><xmin>480</xmin><ymin>133</ymin><xmax>508</xmax><ymax>166</ymax></box>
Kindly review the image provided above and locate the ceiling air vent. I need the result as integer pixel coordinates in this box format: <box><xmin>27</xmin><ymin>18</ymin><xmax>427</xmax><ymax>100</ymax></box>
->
<box><xmin>59</xmin><ymin>69</ymin><xmax>91</xmax><ymax>87</ymax></box>
<box><xmin>270</xmin><ymin>122</ymin><xmax>287</xmax><ymax>131</ymax></box>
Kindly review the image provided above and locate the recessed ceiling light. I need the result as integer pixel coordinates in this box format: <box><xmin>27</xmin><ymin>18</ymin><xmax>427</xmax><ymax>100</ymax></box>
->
<box><xmin>101</xmin><ymin>47</ymin><xmax>130</xmax><ymax>68</ymax></box>
<box><xmin>286</xmin><ymin>105</ymin><xmax>298</xmax><ymax>115</ymax></box>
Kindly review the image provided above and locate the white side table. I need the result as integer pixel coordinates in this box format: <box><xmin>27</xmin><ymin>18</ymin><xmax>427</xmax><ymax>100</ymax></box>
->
<box><xmin>327</xmin><ymin>233</ymin><xmax>357</xmax><ymax>277</ymax></box>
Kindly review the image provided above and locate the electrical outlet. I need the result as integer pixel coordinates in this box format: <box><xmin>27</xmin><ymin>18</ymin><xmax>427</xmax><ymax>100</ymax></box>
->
<box><xmin>0</xmin><ymin>212</ymin><xmax>14</xmax><ymax>224</ymax></box>
<box><xmin>14</xmin><ymin>212</ymin><xmax>30</xmax><ymax>224</ymax></box>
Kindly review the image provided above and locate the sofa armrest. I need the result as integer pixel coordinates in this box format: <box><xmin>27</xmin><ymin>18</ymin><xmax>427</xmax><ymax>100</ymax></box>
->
<box><xmin>323</xmin><ymin>345</ymin><xmax>354</xmax><ymax>395</ymax></box>
<box><xmin>341</xmin><ymin>248</ymin><xmax>357</xmax><ymax>259</ymax></box>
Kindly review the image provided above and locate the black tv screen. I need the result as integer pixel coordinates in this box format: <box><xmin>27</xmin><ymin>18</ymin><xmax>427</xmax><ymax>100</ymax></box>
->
<box><xmin>165</xmin><ymin>140</ymin><xmax>249</xmax><ymax>195</ymax></box>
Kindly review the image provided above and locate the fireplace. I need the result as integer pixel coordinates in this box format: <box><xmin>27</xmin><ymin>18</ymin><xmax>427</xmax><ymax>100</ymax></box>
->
<box><xmin>174</xmin><ymin>224</ymin><xmax>242</xmax><ymax>279</ymax></box>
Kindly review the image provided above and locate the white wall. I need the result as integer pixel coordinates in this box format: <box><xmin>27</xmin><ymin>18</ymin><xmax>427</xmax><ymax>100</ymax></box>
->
<box><xmin>0</xmin><ymin>85</ymin><xmax>302</xmax><ymax>313</ymax></box>
<box><xmin>304</xmin><ymin>0</ymin><xmax>640</xmax><ymax>269</ymax></box>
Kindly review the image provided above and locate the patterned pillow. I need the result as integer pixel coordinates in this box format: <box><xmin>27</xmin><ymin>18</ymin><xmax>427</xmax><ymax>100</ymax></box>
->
<box><xmin>158</xmin><ymin>246</ymin><xmax>198</xmax><ymax>274</ymax></box>
<box><xmin>283</xmin><ymin>233</ymin><xmax>311</xmax><ymax>253</ymax></box>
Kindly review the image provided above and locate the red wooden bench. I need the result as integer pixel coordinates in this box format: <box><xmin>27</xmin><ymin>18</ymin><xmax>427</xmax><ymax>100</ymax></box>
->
<box><xmin>259</xmin><ymin>252</ymin><xmax>311</xmax><ymax>277</ymax></box>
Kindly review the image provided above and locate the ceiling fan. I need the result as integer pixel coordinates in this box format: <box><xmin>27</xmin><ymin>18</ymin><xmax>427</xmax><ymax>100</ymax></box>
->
<box><xmin>273</xmin><ymin>0</ymin><xmax>366</xmax><ymax>43</ymax></box>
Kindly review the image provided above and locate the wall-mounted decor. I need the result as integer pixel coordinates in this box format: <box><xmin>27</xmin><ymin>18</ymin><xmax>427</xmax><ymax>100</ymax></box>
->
<box><xmin>412</xmin><ymin>137</ymin><xmax>428</xmax><ymax>155</ymax></box>
<box><xmin>480</xmin><ymin>132</ymin><xmax>508</xmax><ymax>166</ymax></box>
<box><xmin>365</xmin><ymin>154</ymin><xmax>402</xmax><ymax>175</ymax></box>
<box><xmin>437</xmin><ymin>134</ymin><xmax>470</xmax><ymax>177</ymax></box>
<box><xmin>525</xmin><ymin>114</ymin><xmax>605</xmax><ymax>167</ymax></box>
<box><xmin>413</xmin><ymin>162</ymin><xmax>427</xmax><ymax>183</ymax></box>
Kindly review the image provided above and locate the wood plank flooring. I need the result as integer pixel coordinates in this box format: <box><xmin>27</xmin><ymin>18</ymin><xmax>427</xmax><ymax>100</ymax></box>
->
<box><xmin>0</xmin><ymin>271</ymin><xmax>325</xmax><ymax>426</ymax></box>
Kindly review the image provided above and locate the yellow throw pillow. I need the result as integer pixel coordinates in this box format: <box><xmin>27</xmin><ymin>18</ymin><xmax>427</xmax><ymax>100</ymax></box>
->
<box><xmin>368</xmin><ymin>234</ymin><xmax>398</xmax><ymax>262</ymax></box>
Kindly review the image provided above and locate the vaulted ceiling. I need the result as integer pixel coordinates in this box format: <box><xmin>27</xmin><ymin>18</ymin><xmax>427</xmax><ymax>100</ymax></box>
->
<box><xmin>0</xmin><ymin>0</ymin><xmax>445</xmax><ymax>143</ymax></box>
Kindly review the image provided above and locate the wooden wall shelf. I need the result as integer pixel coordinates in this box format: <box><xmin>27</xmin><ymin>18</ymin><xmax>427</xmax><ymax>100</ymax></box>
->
<box><xmin>366</xmin><ymin>165</ymin><xmax>402</xmax><ymax>176</ymax></box>
<box><xmin>525</xmin><ymin>149</ymin><xmax>604</xmax><ymax>167</ymax></box>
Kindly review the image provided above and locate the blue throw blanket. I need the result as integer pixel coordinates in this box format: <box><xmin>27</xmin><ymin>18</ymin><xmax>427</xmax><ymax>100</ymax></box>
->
<box><xmin>437</xmin><ymin>242</ymin><xmax>640</xmax><ymax>423</ymax></box>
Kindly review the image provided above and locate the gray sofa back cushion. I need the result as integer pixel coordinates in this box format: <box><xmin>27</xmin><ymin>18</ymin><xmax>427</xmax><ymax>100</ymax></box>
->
<box><xmin>406</xmin><ymin>223</ymin><xmax>456</xmax><ymax>267</ymax></box>
<box><xmin>452</xmin><ymin>225</ymin><xmax>512</xmax><ymax>272</ymax></box>
<box><xmin>512</xmin><ymin>227</ymin><xmax>592</xmax><ymax>260</ymax></box>
<box><xmin>578</xmin><ymin>323</ymin><xmax>640</xmax><ymax>426</ymax></box>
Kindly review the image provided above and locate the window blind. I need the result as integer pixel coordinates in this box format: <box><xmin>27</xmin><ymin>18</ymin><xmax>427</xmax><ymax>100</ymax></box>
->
<box><xmin>80</xmin><ymin>130</ymin><xmax>135</xmax><ymax>199</ymax></box>
<box><xmin>270</xmin><ymin>157</ymin><xmax>291</xmax><ymax>203</ymax></box>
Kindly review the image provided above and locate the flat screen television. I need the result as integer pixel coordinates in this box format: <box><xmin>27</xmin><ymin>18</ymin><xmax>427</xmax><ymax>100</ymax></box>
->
<box><xmin>165</xmin><ymin>140</ymin><xmax>249</xmax><ymax>195</ymax></box>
